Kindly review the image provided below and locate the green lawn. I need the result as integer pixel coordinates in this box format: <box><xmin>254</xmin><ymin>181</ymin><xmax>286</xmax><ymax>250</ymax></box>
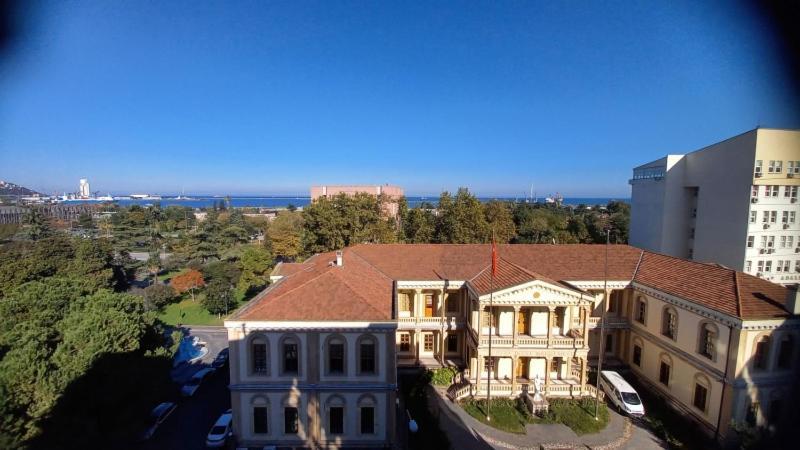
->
<box><xmin>158</xmin><ymin>297</ymin><xmax>223</xmax><ymax>326</ymax></box>
<box><xmin>461</xmin><ymin>397</ymin><xmax>609</xmax><ymax>436</ymax></box>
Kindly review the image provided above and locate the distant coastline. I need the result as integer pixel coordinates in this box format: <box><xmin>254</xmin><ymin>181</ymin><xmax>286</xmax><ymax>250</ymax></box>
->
<box><xmin>51</xmin><ymin>196</ymin><xmax>629</xmax><ymax>209</ymax></box>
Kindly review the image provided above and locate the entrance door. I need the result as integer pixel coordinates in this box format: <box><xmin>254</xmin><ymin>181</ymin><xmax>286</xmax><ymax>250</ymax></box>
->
<box><xmin>517</xmin><ymin>310</ymin><xmax>527</xmax><ymax>334</ymax></box>
<box><xmin>425</xmin><ymin>294</ymin><xmax>434</xmax><ymax>317</ymax></box>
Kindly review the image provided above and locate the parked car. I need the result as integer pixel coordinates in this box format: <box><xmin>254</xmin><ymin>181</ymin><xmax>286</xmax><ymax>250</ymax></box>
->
<box><xmin>599</xmin><ymin>370</ymin><xmax>645</xmax><ymax>417</ymax></box>
<box><xmin>137</xmin><ymin>402</ymin><xmax>177</xmax><ymax>441</ymax></box>
<box><xmin>211</xmin><ymin>348</ymin><xmax>229</xmax><ymax>369</ymax></box>
<box><xmin>205</xmin><ymin>408</ymin><xmax>233</xmax><ymax>447</ymax></box>
<box><xmin>181</xmin><ymin>367</ymin><xmax>215</xmax><ymax>397</ymax></box>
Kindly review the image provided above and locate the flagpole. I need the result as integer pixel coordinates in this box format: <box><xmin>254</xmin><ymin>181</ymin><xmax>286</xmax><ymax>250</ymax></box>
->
<box><xmin>486</xmin><ymin>230</ymin><xmax>496</xmax><ymax>421</ymax></box>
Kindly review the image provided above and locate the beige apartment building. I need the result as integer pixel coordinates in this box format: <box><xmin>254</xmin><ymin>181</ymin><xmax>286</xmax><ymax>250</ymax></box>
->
<box><xmin>630</xmin><ymin>128</ymin><xmax>800</xmax><ymax>285</ymax></box>
<box><xmin>229</xmin><ymin>244</ymin><xmax>798</xmax><ymax>448</ymax></box>
<box><xmin>310</xmin><ymin>184</ymin><xmax>404</xmax><ymax>218</ymax></box>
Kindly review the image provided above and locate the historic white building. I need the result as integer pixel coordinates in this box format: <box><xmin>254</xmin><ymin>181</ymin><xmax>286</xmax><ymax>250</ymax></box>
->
<box><xmin>629</xmin><ymin>128</ymin><xmax>800</xmax><ymax>285</ymax></box>
<box><xmin>227</xmin><ymin>244</ymin><xmax>798</xmax><ymax>448</ymax></box>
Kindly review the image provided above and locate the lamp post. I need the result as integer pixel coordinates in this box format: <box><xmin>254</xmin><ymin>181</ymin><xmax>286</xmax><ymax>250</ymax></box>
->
<box><xmin>595</xmin><ymin>227</ymin><xmax>611</xmax><ymax>420</ymax></box>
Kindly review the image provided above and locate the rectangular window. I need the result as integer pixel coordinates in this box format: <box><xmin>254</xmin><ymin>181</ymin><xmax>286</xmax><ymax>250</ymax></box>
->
<box><xmin>757</xmin><ymin>260</ymin><xmax>764</xmax><ymax>273</ymax></box>
<box><xmin>446</xmin><ymin>292</ymin><xmax>458</xmax><ymax>312</ymax></box>
<box><xmin>747</xmin><ymin>236</ymin><xmax>755</xmax><ymax>248</ymax></box>
<box><xmin>769</xmin><ymin>185</ymin><xmax>779</xmax><ymax>197</ymax></box>
<box><xmin>253</xmin><ymin>406</ymin><xmax>268</xmax><ymax>434</ymax></box>
<box><xmin>745</xmin><ymin>260</ymin><xmax>752</xmax><ymax>273</ymax></box>
<box><xmin>693</xmin><ymin>384</ymin><xmax>708</xmax><ymax>411</ymax></box>
<box><xmin>423</xmin><ymin>334</ymin><xmax>434</xmax><ymax>351</ymax></box>
<box><xmin>781</xmin><ymin>260</ymin><xmax>790</xmax><ymax>272</ymax></box>
<box><xmin>768</xmin><ymin>160</ymin><xmax>777</xmax><ymax>173</ymax></box>
<box><xmin>329</xmin><ymin>343</ymin><xmax>344</xmax><ymax>374</ymax></box>
<box><xmin>447</xmin><ymin>333</ymin><xmax>458</xmax><ymax>352</ymax></box>
<box><xmin>399</xmin><ymin>333</ymin><xmax>410</xmax><ymax>352</ymax></box>
<box><xmin>253</xmin><ymin>343</ymin><xmax>267</xmax><ymax>374</ymax></box>
<box><xmin>781</xmin><ymin>236</ymin><xmax>787</xmax><ymax>248</ymax></box>
<box><xmin>790</xmin><ymin>186</ymin><xmax>798</xmax><ymax>199</ymax></box>
<box><xmin>662</xmin><ymin>311</ymin><xmax>676</xmax><ymax>339</ymax></box>
<box><xmin>633</xmin><ymin>345</ymin><xmax>642</xmax><ymax>366</ymax></box>
<box><xmin>755</xmin><ymin>160</ymin><xmax>763</xmax><ymax>175</ymax></box>
<box><xmin>791</xmin><ymin>211</ymin><xmax>797</xmax><ymax>224</ymax></box>
<box><xmin>770</xmin><ymin>210</ymin><xmax>777</xmax><ymax>223</ymax></box>
<box><xmin>776</xmin><ymin>161</ymin><xmax>783</xmax><ymax>173</ymax></box>
<box><xmin>765</xmin><ymin>261</ymin><xmax>772</xmax><ymax>272</ymax></box>
<box><xmin>283</xmin><ymin>343</ymin><xmax>298</xmax><ymax>374</ymax></box>
<box><xmin>767</xmin><ymin>236</ymin><xmax>775</xmax><ymax>248</ymax></box>
<box><xmin>751</xmin><ymin>184</ymin><xmax>759</xmax><ymax>197</ymax></box>
<box><xmin>754</xmin><ymin>340</ymin><xmax>770</xmax><ymax>369</ymax></box>
<box><xmin>424</xmin><ymin>294</ymin><xmax>434</xmax><ymax>317</ymax></box>
<box><xmin>636</xmin><ymin>300</ymin><xmax>646</xmax><ymax>324</ymax></box>
<box><xmin>360</xmin><ymin>341</ymin><xmax>375</xmax><ymax>374</ymax></box>
<box><xmin>700</xmin><ymin>328</ymin><xmax>714</xmax><ymax>359</ymax></box>
<box><xmin>750</xmin><ymin>211</ymin><xmax>757</xmax><ymax>223</ymax></box>
<box><xmin>605</xmin><ymin>333</ymin><xmax>613</xmax><ymax>352</ymax></box>
<box><xmin>360</xmin><ymin>407</ymin><xmax>375</xmax><ymax>434</ymax></box>
<box><xmin>789</xmin><ymin>236</ymin><xmax>795</xmax><ymax>248</ymax></box>
<box><xmin>760</xmin><ymin>235</ymin><xmax>767</xmax><ymax>248</ymax></box>
<box><xmin>284</xmin><ymin>407</ymin><xmax>298</xmax><ymax>434</ymax></box>
<box><xmin>399</xmin><ymin>293</ymin><xmax>411</xmax><ymax>312</ymax></box>
<box><xmin>329</xmin><ymin>407</ymin><xmax>344</xmax><ymax>434</ymax></box>
<box><xmin>783</xmin><ymin>211</ymin><xmax>789</xmax><ymax>224</ymax></box>
<box><xmin>659</xmin><ymin>361</ymin><xmax>670</xmax><ymax>386</ymax></box>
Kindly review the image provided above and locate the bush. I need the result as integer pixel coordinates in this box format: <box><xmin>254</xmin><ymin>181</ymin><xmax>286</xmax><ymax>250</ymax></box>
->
<box><xmin>143</xmin><ymin>283</ymin><xmax>177</xmax><ymax>311</ymax></box>
<box><xmin>429</xmin><ymin>367</ymin><xmax>457</xmax><ymax>386</ymax></box>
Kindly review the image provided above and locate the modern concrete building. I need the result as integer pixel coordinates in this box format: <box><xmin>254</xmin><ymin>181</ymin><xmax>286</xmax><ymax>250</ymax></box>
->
<box><xmin>630</xmin><ymin>128</ymin><xmax>800</xmax><ymax>285</ymax></box>
<box><xmin>310</xmin><ymin>185</ymin><xmax>404</xmax><ymax>218</ymax></box>
<box><xmin>225</xmin><ymin>244</ymin><xmax>798</xmax><ymax>448</ymax></box>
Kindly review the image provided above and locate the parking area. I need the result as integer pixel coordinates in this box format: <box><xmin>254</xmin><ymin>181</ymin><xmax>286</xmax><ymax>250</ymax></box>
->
<box><xmin>135</xmin><ymin>326</ymin><xmax>233</xmax><ymax>450</ymax></box>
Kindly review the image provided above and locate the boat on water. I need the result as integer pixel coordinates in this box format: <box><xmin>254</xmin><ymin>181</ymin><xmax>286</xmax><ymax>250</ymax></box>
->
<box><xmin>130</xmin><ymin>194</ymin><xmax>162</xmax><ymax>200</ymax></box>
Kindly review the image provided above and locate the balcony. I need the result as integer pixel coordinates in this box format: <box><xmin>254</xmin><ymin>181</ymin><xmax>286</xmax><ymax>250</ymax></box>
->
<box><xmin>397</xmin><ymin>314</ymin><xmax>465</xmax><ymax>329</ymax></box>
<box><xmin>478</xmin><ymin>334</ymin><xmax>584</xmax><ymax>349</ymax></box>
<box><xmin>572</xmin><ymin>315</ymin><xmax>630</xmax><ymax>330</ymax></box>
<box><xmin>467</xmin><ymin>376</ymin><xmax>588</xmax><ymax>397</ymax></box>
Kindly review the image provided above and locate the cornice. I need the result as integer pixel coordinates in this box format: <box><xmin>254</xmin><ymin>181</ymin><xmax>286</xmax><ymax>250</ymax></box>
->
<box><xmin>632</xmin><ymin>283</ymin><xmax>742</xmax><ymax>328</ymax></box>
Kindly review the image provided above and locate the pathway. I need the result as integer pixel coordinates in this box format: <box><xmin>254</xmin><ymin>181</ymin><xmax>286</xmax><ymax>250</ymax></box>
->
<box><xmin>427</xmin><ymin>386</ymin><xmax>664</xmax><ymax>450</ymax></box>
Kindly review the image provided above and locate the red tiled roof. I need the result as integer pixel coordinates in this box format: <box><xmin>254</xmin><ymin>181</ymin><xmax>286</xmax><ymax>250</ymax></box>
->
<box><xmin>233</xmin><ymin>244</ymin><xmax>791</xmax><ymax>322</ymax></box>
<box><xmin>270</xmin><ymin>262</ymin><xmax>308</xmax><ymax>277</ymax></box>
<box><xmin>633</xmin><ymin>252</ymin><xmax>790</xmax><ymax>319</ymax></box>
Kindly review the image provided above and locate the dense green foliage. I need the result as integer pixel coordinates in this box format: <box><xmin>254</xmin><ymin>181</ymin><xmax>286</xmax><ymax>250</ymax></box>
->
<box><xmin>0</xmin><ymin>237</ymin><xmax>174</xmax><ymax>449</ymax></box>
<box><xmin>462</xmin><ymin>396</ymin><xmax>609</xmax><ymax>435</ymax></box>
<box><xmin>302</xmin><ymin>187</ymin><xmax>630</xmax><ymax>255</ymax></box>
<box><xmin>429</xmin><ymin>366</ymin><xmax>457</xmax><ymax>386</ymax></box>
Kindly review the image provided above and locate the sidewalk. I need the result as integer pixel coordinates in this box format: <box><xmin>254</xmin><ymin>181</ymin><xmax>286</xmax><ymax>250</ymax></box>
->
<box><xmin>427</xmin><ymin>386</ymin><xmax>633</xmax><ymax>450</ymax></box>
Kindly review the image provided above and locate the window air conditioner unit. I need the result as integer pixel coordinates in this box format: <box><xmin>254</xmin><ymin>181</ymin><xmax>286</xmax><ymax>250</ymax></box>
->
<box><xmin>795</xmin><ymin>247</ymin><xmax>800</xmax><ymax>253</ymax></box>
<box><xmin>784</xmin><ymin>224</ymin><xmax>790</xmax><ymax>229</ymax></box>
<box><xmin>751</xmin><ymin>197</ymin><xmax>758</xmax><ymax>203</ymax></box>
<box><xmin>789</xmin><ymin>173</ymin><xmax>795</xmax><ymax>178</ymax></box>
<box><xmin>763</xmin><ymin>223</ymin><xmax>770</xmax><ymax>229</ymax></box>
<box><xmin>768</xmin><ymin>248</ymin><xmax>775</xmax><ymax>254</ymax></box>
<box><xmin>755</xmin><ymin>173</ymin><xmax>763</xmax><ymax>178</ymax></box>
<box><xmin>759</xmin><ymin>248</ymin><xmax>766</xmax><ymax>254</ymax></box>
<box><xmin>792</xmin><ymin>198</ymin><xmax>798</xmax><ymax>203</ymax></box>
<box><xmin>756</xmin><ymin>272</ymin><xmax>763</xmax><ymax>277</ymax></box>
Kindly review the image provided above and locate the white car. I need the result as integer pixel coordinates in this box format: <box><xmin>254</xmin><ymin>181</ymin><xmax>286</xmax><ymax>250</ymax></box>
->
<box><xmin>599</xmin><ymin>370</ymin><xmax>645</xmax><ymax>417</ymax></box>
<box><xmin>181</xmin><ymin>367</ymin><xmax>215</xmax><ymax>397</ymax></box>
<box><xmin>205</xmin><ymin>409</ymin><xmax>233</xmax><ymax>447</ymax></box>
<box><xmin>137</xmin><ymin>402</ymin><xmax>177</xmax><ymax>441</ymax></box>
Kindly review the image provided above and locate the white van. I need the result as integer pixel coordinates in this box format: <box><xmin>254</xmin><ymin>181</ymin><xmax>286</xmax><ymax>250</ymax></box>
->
<box><xmin>599</xmin><ymin>370</ymin><xmax>645</xmax><ymax>417</ymax></box>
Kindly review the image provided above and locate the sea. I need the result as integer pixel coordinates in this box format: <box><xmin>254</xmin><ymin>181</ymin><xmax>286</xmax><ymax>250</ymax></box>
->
<box><xmin>87</xmin><ymin>196</ymin><xmax>628</xmax><ymax>209</ymax></box>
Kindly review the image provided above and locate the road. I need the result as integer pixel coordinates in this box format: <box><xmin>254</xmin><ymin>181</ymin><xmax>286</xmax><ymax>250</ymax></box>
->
<box><xmin>136</xmin><ymin>326</ymin><xmax>232</xmax><ymax>450</ymax></box>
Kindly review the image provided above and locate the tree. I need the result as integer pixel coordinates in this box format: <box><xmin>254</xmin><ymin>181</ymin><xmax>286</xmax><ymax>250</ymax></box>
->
<box><xmin>268</xmin><ymin>211</ymin><xmax>303</xmax><ymax>260</ymax></box>
<box><xmin>22</xmin><ymin>208</ymin><xmax>51</xmax><ymax>241</ymax></box>
<box><xmin>402</xmin><ymin>208</ymin><xmax>436</xmax><ymax>243</ymax></box>
<box><xmin>203</xmin><ymin>279</ymin><xmax>234</xmax><ymax>317</ymax></box>
<box><xmin>237</xmin><ymin>245</ymin><xmax>273</xmax><ymax>297</ymax></box>
<box><xmin>435</xmin><ymin>188</ymin><xmax>490</xmax><ymax>243</ymax></box>
<box><xmin>142</xmin><ymin>283</ymin><xmax>177</xmax><ymax>311</ymax></box>
<box><xmin>77</xmin><ymin>212</ymin><xmax>94</xmax><ymax>229</ymax></box>
<box><xmin>170</xmin><ymin>269</ymin><xmax>205</xmax><ymax>301</ymax></box>
<box><xmin>483</xmin><ymin>201</ymin><xmax>516</xmax><ymax>243</ymax></box>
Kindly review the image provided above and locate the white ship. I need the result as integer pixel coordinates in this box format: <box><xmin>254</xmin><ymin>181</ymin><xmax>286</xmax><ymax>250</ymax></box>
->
<box><xmin>130</xmin><ymin>194</ymin><xmax>163</xmax><ymax>200</ymax></box>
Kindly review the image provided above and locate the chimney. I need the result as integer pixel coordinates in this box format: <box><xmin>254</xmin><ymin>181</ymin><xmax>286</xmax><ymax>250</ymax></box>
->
<box><xmin>335</xmin><ymin>250</ymin><xmax>343</xmax><ymax>267</ymax></box>
<box><xmin>787</xmin><ymin>284</ymin><xmax>800</xmax><ymax>315</ymax></box>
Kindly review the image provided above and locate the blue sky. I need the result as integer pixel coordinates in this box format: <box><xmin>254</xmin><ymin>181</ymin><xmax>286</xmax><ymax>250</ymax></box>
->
<box><xmin>1</xmin><ymin>1</ymin><xmax>798</xmax><ymax>197</ymax></box>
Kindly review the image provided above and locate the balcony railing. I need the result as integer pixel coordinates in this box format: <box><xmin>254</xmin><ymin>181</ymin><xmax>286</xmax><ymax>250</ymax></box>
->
<box><xmin>478</xmin><ymin>334</ymin><xmax>585</xmax><ymax>348</ymax></box>
<box><xmin>397</xmin><ymin>315</ymin><xmax>466</xmax><ymax>328</ymax></box>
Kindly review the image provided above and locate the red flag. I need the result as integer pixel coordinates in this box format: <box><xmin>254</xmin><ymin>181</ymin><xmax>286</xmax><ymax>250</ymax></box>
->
<box><xmin>491</xmin><ymin>239</ymin><xmax>497</xmax><ymax>277</ymax></box>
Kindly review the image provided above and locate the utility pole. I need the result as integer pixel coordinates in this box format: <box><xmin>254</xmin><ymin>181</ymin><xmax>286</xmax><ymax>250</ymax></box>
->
<box><xmin>595</xmin><ymin>227</ymin><xmax>611</xmax><ymax>420</ymax></box>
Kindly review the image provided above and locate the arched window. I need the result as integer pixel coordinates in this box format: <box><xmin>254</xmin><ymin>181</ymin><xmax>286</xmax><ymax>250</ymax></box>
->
<box><xmin>325</xmin><ymin>395</ymin><xmax>345</xmax><ymax>436</ymax></box>
<box><xmin>661</xmin><ymin>307</ymin><xmax>678</xmax><ymax>340</ymax></box>
<box><xmin>357</xmin><ymin>394</ymin><xmax>377</xmax><ymax>435</ymax></box>
<box><xmin>251</xmin><ymin>396</ymin><xmax>270</xmax><ymax>434</ymax></box>
<box><xmin>250</xmin><ymin>334</ymin><xmax>269</xmax><ymax>375</ymax></box>
<box><xmin>357</xmin><ymin>334</ymin><xmax>377</xmax><ymax>375</ymax></box>
<box><xmin>631</xmin><ymin>337</ymin><xmax>644</xmax><ymax>367</ymax></box>
<box><xmin>753</xmin><ymin>335</ymin><xmax>771</xmax><ymax>370</ymax></box>
<box><xmin>325</xmin><ymin>334</ymin><xmax>347</xmax><ymax>375</ymax></box>
<box><xmin>280</xmin><ymin>334</ymin><xmax>301</xmax><ymax>375</ymax></box>
<box><xmin>692</xmin><ymin>373</ymin><xmax>711</xmax><ymax>414</ymax></box>
<box><xmin>777</xmin><ymin>334</ymin><xmax>795</xmax><ymax>369</ymax></box>
<box><xmin>658</xmin><ymin>353</ymin><xmax>672</xmax><ymax>387</ymax></box>
<box><xmin>282</xmin><ymin>394</ymin><xmax>300</xmax><ymax>435</ymax></box>
<box><xmin>697</xmin><ymin>322</ymin><xmax>718</xmax><ymax>360</ymax></box>
<box><xmin>635</xmin><ymin>296</ymin><xmax>647</xmax><ymax>324</ymax></box>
